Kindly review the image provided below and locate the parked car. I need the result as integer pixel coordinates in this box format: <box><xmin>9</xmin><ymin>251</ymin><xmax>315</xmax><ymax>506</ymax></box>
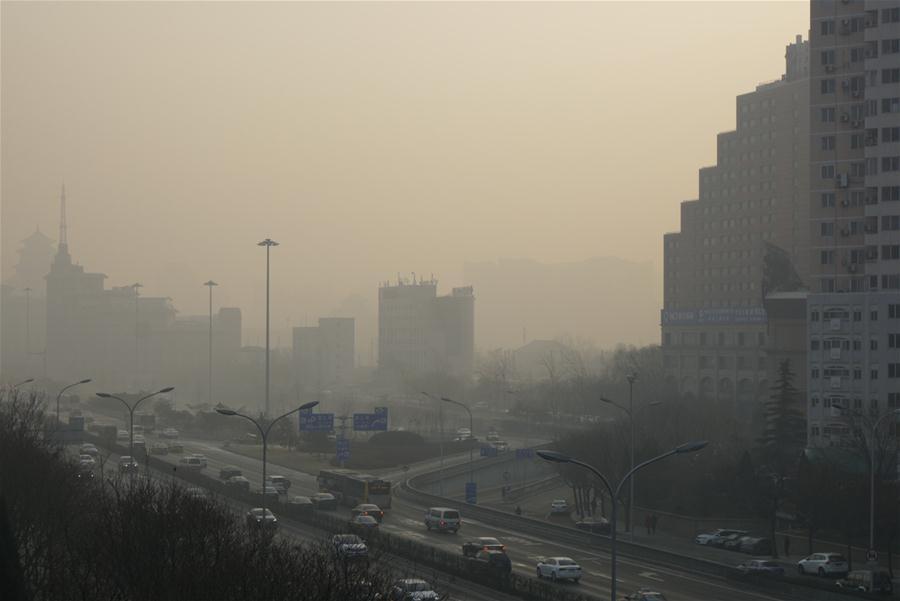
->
<box><xmin>150</xmin><ymin>442</ymin><xmax>169</xmax><ymax>455</ymax></box>
<box><xmin>351</xmin><ymin>503</ymin><xmax>385</xmax><ymax>522</ymax></box>
<box><xmin>694</xmin><ymin>528</ymin><xmax>748</xmax><ymax>546</ymax></box>
<box><xmin>189</xmin><ymin>454</ymin><xmax>208</xmax><ymax>469</ymax></box>
<box><xmin>797</xmin><ymin>553</ymin><xmax>849</xmax><ymax>577</ymax></box>
<box><xmin>836</xmin><ymin>569</ymin><xmax>894</xmax><ymax>594</ymax></box>
<box><xmin>623</xmin><ymin>588</ymin><xmax>668</xmax><ymax>601</ymax></box>
<box><xmin>178</xmin><ymin>456</ymin><xmax>204</xmax><ymax>470</ymax></box>
<box><xmin>311</xmin><ymin>492</ymin><xmax>338</xmax><ymax>510</ymax></box>
<box><xmin>723</xmin><ymin>535</ymin><xmax>752</xmax><ymax>552</ymax></box>
<box><xmin>424</xmin><ymin>507</ymin><xmax>461</xmax><ymax>533</ymax></box>
<box><xmin>536</xmin><ymin>556</ymin><xmax>582</xmax><ymax>582</ymax></box>
<box><xmin>220</xmin><ymin>466</ymin><xmax>242</xmax><ymax>480</ymax></box>
<box><xmin>389</xmin><ymin>578</ymin><xmax>439</xmax><ymax>601</ymax></box>
<box><xmin>224</xmin><ymin>475</ymin><xmax>250</xmax><ymax>491</ymax></box>
<box><xmin>118</xmin><ymin>456</ymin><xmax>139</xmax><ymax>473</ymax></box>
<box><xmin>550</xmin><ymin>499</ymin><xmax>570</xmax><ymax>515</ymax></box>
<box><xmin>737</xmin><ymin>559</ymin><xmax>785</xmax><ymax>577</ymax></box>
<box><xmin>332</xmin><ymin>534</ymin><xmax>368</xmax><ymax>559</ymax></box>
<box><xmin>575</xmin><ymin>518</ymin><xmax>611</xmax><ymax>535</ymax></box>
<box><xmin>461</xmin><ymin>536</ymin><xmax>505</xmax><ymax>557</ymax></box>
<box><xmin>79</xmin><ymin>443</ymin><xmax>99</xmax><ymax>457</ymax></box>
<box><xmin>287</xmin><ymin>495</ymin><xmax>315</xmax><ymax>514</ymax></box>
<box><xmin>739</xmin><ymin>537</ymin><xmax>772</xmax><ymax>555</ymax></box>
<box><xmin>349</xmin><ymin>515</ymin><xmax>380</xmax><ymax>533</ymax></box>
<box><xmin>160</xmin><ymin>427</ymin><xmax>179</xmax><ymax>439</ymax></box>
<box><xmin>245</xmin><ymin>507</ymin><xmax>277</xmax><ymax>531</ymax></box>
<box><xmin>467</xmin><ymin>549</ymin><xmax>512</xmax><ymax>576</ymax></box>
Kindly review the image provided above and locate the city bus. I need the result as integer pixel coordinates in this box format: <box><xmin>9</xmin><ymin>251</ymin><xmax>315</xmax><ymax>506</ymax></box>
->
<box><xmin>316</xmin><ymin>469</ymin><xmax>392</xmax><ymax>509</ymax></box>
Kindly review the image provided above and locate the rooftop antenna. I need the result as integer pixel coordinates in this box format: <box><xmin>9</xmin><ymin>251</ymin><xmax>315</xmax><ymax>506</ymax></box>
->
<box><xmin>412</xmin><ymin>272</ymin><xmax>417</xmax><ymax>285</ymax></box>
<box><xmin>59</xmin><ymin>184</ymin><xmax>68</xmax><ymax>248</ymax></box>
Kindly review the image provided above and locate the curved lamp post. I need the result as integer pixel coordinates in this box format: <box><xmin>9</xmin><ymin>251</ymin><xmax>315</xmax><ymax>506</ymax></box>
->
<box><xmin>537</xmin><ymin>440</ymin><xmax>708</xmax><ymax>601</ymax></box>
<box><xmin>217</xmin><ymin>400</ymin><xmax>318</xmax><ymax>511</ymax></box>
<box><xmin>869</xmin><ymin>409</ymin><xmax>900</xmax><ymax>559</ymax></box>
<box><xmin>599</xmin><ymin>389</ymin><xmax>661</xmax><ymax>540</ymax></box>
<box><xmin>441</xmin><ymin>396</ymin><xmax>475</xmax><ymax>498</ymax></box>
<box><xmin>420</xmin><ymin>392</ymin><xmax>445</xmax><ymax>495</ymax></box>
<box><xmin>257</xmin><ymin>238</ymin><xmax>278</xmax><ymax>417</ymax></box>
<box><xmin>97</xmin><ymin>387</ymin><xmax>174</xmax><ymax>461</ymax></box>
<box><xmin>13</xmin><ymin>377</ymin><xmax>34</xmax><ymax>389</ymax></box>
<box><xmin>57</xmin><ymin>378</ymin><xmax>92</xmax><ymax>425</ymax></box>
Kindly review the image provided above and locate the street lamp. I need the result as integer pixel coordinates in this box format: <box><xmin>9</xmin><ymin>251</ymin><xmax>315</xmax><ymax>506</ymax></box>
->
<box><xmin>57</xmin><ymin>378</ymin><xmax>92</xmax><ymax>425</ymax></box>
<box><xmin>257</xmin><ymin>239</ymin><xmax>279</xmax><ymax>416</ymax></box>
<box><xmin>868</xmin><ymin>409</ymin><xmax>900</xmax><ymax>560</ymax></box>
<box><xmin>203</xmin><ymin>280</ymin><xmax>218</xmax><ymax>405</ymax></box>
<box><xmin>537</xmin><ymin>440</ymin><xmax>707</xmax><ymax>601</ymax></box>
<box><xmin>421</xmin><ymin>391</ymin><xmax>445</xmax><ymax>495</ymax></box>
<box><xmin>441</xmin><ymin>396</ymin><xmax>475</xmax><ymax>501</ymax></box>
<box><xmin>131</xmin><ymin>283</ymin><xmax>143</xmax><ymax>387</ymax></box>
<box><xmin>599</xmin><ymin>385</ymin><xmax>661</xmax><ymax>541</ymax></box>
<box><xmin>217</xmin><ymin>400</ymin><xmax>318</xmax><ymax>511</ymax></box>
<box><xmin>97</xmin><ymin>386</ymin><xmax>174</xmax><ymax>461</ymax></box>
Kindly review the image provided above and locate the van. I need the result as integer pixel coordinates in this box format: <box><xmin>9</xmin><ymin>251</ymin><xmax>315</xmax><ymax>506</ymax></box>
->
<box><xmin>424</xmin><ymin>507</ymin><xmax>461</xmax><ymax>533</ymax></box>
<box><xmin>837</xmin><ymin>570</ymin><xmax>893</xmax><ymax>594</ymax></box>
<box><xmin>268</xmin><ymin>475</ymin><xmax>291</xmax><ymax>493</ymax></box>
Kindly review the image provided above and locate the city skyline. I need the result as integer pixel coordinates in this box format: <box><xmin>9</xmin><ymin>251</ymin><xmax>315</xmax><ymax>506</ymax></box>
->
<box><xmin>1</xmin><ymin>1</ymin><xmax>809</xmax><ymax>348</ymax></box>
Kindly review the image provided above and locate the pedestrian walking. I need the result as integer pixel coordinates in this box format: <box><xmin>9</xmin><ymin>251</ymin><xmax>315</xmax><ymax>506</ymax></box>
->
<box><xmin>783</xmin><ymin>534</ymin><xmax>791</xmax><ymax>557</ymax></box>
<box><xmin>650</xmin><ymin>514</ymin><xmax>658</xmax><ymax>535</ymax></box>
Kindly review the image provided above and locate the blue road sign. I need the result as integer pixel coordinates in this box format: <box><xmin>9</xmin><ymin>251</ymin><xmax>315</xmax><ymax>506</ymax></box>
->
<box><xmin>465</xmin><ymin>481</ymin><xmax>477</xmax><ymax>504</ymax></box>
<box><xmin>515</xmin><ymin>448</ymin><xmax>535</xmax><ymax>460</ymax></box>
<box><xmin>299</xmin><ymin>409</ymin><xmax>334</xmax><ymax>433</ymax></box>
<box><xmin>353</xmin><ymin>409</ymin><xmax>388</xmax><ymax>431</ymax></box>
<box><xmin>336</xmin><ymin>438</ymin><xmax>350</xmax><ymax>462</ymax></box>
<box><xmin>480</xmin><ymin>446</ymin><xmax>499</xmax><ymax>458</ymax></box>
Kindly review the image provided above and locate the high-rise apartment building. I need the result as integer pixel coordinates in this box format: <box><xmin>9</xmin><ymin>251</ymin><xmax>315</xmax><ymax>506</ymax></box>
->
<box><xmin>662</xmin><ymin>35</ymin><xmax>811</xmax><ymax>422</ymax></box>
<box><xmin>378</xmin><ymin>277</ymin><xmax>474</xmax><ymax>379</ymax></box>
<box><xmin>806</xmin><ymin>0</ymin><xmax>900</xmax><ymax>448</ymax></box>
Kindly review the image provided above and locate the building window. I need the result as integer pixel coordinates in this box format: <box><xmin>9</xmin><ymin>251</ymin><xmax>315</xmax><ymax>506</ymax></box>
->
<box><xmin>890</xmin><ymin>363</ymin><xmax>900</xmax><ymax>378</ymax></box>
<box><xmin>811</xmin><ymin>339</ymin><xmax>820</xmax><ymax>350</ymax></box>
<box><xmin>853</xmin><ymin>310</ymin><xmax>863</xmax><ymax>322</ymax></box>
<box><xmin>884</xmin><ymin>187</ymin><xmax>900</xmax><ymax>202</ymax></box>
<box><xmin>889</xmin><ymin>304</ymin><xmax>900</xmax><ymax>318</ymax></box>
<box><xmin>821</xmin><ymin>165</ymin><xmax>835</xmax><ymax>179</ymax></box>
<box><xmin>871</xmin><ymin>368</ymin><xmax>879</xmax><ymax>380</ymax></box>
<box><xmin>883</xmin><ymin>127</ymin><xmax>900</xmax><ymax>143</ymax></box>
<box><xmin>872</xmin><ymin>309</ymin><xmax>879</xmax><ymax>321</ymax></box>
<box><xmin>812</xmin><ymin>367</ymin><xmax>820</xmax><ymax>379</ymax></box>
<box><xmin>890</xmin><ymin>392</ymin><xmax>900</xmax><ymax>409</ymax></box>
<box><xmin>811</xmin><ymin>397</ymin><xmax>819</xmax><ymax>408</ymax></box>
<box><xmin>811</xmin><ymin>310</ymin><xmax>820</xmax><ymax>322</ymax></box>
<box><xmin>821</xmin><ymin>79</ymin><xmax>836</xmax><ymax>94</ymax></box>
<box><xmin>854</xmin><ymin>368</ymin><xmax>863</xmax><ymax>380</ymax></box>
<box><xmin>821</xmin><ymin>19</ymin><xmax>835</xmax><ymax>34</ymax></box>
<box><xmin>820</xmin><ymin>107</ymin><xmax>835</xmax><ymax>122</ymax></box>
<box><xmin>882</xmin><ymin>245</ymin><xmax>900</xmax><ymax>260</ymax></box>
<box><xmin>821</xmin><ymin>192</ymin><xmax>836</xmax><ymax>207</ymax></box>
<box><xmin>890</xmin><ymin>333</ymin><xmax>900</xmax><ymax>348</ymax></box>
<box><xmin>821</xmin><ymin>222</ymin><xmax>834</xmax><ymax>236</ymax></box>
<box><xmin>882</xmin><ymin>157</ymin><xmax>900</xmax><ymax>172</ymax></box>
<box><xmin>853</xmin><ymin>339</ymin><xmax>862</xmax><ymax>351</ymax></box>
<box><xmin>885</xmin><ymin>7</ymin><xmax>900</xmax><ymax>23</ymax></box>
<box><xmin>871</xmin><ymin>338</ymin><xmax>878</xmax><ymax>351</ymax></box>
<box><xmin>883</xmin><ymin>69</ymin><xmax>900</xmax><ymax>84</ymax></box>
<box><xmin>821</xmin><ymin>135</ymin><xmax>836</xmax><ymax>150</ymax></box>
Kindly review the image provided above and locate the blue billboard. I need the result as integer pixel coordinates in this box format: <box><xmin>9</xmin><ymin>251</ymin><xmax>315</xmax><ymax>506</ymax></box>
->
<box><xmin>353</xmin><ymin>406</ymin><xmax>388</xmax><ymax>431</ymax></box>
<box><xmin>336</xmin><ymin>438</ymin><xmax>351</xmax><ymax>462</ymax></box>
<box><xmin>299</xmin><ymin>408</ymin><xmax>334</xmax><ymax>433</ymax></box>
<box><xmin>465</xmin><ymin>481</ymin><xmax>477</xmax><ymax>504</ymax></box>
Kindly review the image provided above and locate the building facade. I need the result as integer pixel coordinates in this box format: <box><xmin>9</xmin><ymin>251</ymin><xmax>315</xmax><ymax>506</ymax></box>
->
<box><xmin>806</xmin><ymin>0</ymin><xmax>900</xmax><ymax>448</ymax></box>
<box><xmin>378</xmin><ymin>276</ymin><xmax>474</xmax><ymax>379</ymax></box>
<box><xmin>662</xmin><ymin>35</ymin><xmax>811</xmax><ymax>422</ymax></box>
<box><xmin>292</xmin><ymin>317</ymin><xmax>355</xmax><ymax>395</ymax></box>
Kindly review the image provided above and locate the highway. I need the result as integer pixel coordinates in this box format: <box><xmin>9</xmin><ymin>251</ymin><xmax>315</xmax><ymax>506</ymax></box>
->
<box><xmin>92</xmin><ymin>427</ymin><xmax>803</xmax><ymax>601</ymax></box>
<box><xmin>72</xmin><ymin>442</ymin><xmax>520</xmax><ymax>601</ymax></box>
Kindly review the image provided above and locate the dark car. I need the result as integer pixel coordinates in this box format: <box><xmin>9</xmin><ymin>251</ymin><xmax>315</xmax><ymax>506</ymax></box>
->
<box><xmin>575</xmin><ymin>518</ymin><xmax>611</xmax><ymax>535</ymax></box>
<box><xmin>624</xmin><ymin>589</ymin><xmax>668</xmax><ymax>601</ymax></box>
<box><xmin>738</xmin><ymin>559</ymin><xmax>785</xmax><ymax>577</ymax></box>
<box><xmin>287</xmin><ymin>495</ymin><xmax>315</xmax><ymax>515</ymax></box>
<box><xmin>350</xmin><ymin>503</ymin><xmax>385</xmax><ymax>522</ymax></box>
<box><xmin>219</xmin><ymin>466</ymin><xmax>242</xmax><ymax>480</ymax></box>
<box><xmin>245</xmin><ymin>507</ymin><xmax>278</xmax><ymax>531</ymax></box>
<box><xmin>468</xmin><ymin>549</ymin><xmax>512</xmax><ymax>576</ymax></box>
<box><xmin>225</xmin><ymin>475</ymin><xmax>250</xmax><ymax>492</ymax></box>
<box><xmin>739</xmin><ymin>537</ymin><xmax>772</xmax><ymax>555</ymax></box>
<box><xmin>462</xmin><ymin>536</ymin><xmax>505</xmax><ymax>557</ymax></box>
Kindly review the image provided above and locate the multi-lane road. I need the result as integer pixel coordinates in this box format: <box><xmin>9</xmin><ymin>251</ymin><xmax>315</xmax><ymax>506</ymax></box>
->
<box><xmin>84</xmin><ymin>423</ymin><xmax>806</xmax><ymax>601</ymax></box>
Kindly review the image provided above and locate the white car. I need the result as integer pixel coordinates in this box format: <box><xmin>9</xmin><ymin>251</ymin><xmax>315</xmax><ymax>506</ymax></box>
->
<box><xmin>178</xmin><ymin>456</ymin><xmax>204</xmax><ymax>470</ymax></box>
<box><xmin>694</xmin><ymin>528</ymin><xmax>747</xmax><ymax>546</ymax></box>
<box><xmin>189</xmin><ymin>454</ymin><xmax>208</xmax><ymax>468</ymax></box>
<box><xmin>332</xmin><ymin>534</ymin><xmax>368</xmax><ymax>559</ymax></box>
<box><xmin>116</xmin><ymin>429</ymin><xmax>130</xmax><ymax>441</ymax></box>
<box><xmin>78</xmin><ymin>454</ymin><xmax>96</xmax><ymax>468</ymax></box>
<box><xmin>390</xmin><ymin>578</ymin><xmax>439</xmax><ymax>600</ymax></box>
<box><xmin>550</xmin><ymin>499</ymin><xmax>570</xmax><ymax>514</ymax></box>
<box><xmin>797</xmin><ymin>553</ymin><xmax>849</xmax><ymax>577</ymax></box>
<box><xmin>536</xmin><ymin>556</ymin><xmax>582</xmax><ymax>583</ymax></box>
<box><xmin>161</xmin><ymin>427</ymin><xmax>179</xmax><ymax>439</ymax></box>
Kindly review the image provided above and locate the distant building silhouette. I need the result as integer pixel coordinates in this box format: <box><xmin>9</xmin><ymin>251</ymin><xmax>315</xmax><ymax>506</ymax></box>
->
<box><xmin>292</xmin><ymin>317</ymin><xmax>354</xmax><ymax>396</ymax></box>
<box><xmin>378</xmin><ymin>276</ymin><xmax>474</xmax><ymax>379</ymax></box>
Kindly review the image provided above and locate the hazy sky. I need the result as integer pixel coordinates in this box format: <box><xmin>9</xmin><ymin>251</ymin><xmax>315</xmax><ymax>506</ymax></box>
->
<box><xmin>2</xmin><ymin>1</ymin><xmax>808</xmax><ymax>347</ymax></box>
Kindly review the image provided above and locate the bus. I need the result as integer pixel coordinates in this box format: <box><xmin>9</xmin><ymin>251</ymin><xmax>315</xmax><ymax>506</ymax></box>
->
<box><xmin>316</xmin><ymin>469</ymin><xmax>392</xmax><ymax>509</ymax></box>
